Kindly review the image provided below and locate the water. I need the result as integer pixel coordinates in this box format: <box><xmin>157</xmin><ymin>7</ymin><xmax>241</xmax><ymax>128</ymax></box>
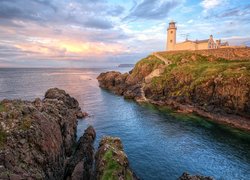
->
<box><xmin>0</xmin><ymin>68</ymin><xmax>250</xmax><ymax>180</ymax></box>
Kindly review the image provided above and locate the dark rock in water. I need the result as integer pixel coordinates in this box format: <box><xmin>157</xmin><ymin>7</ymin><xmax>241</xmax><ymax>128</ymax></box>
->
<box><xmin>0</xmin><ymin>88</ymin><xmax>85</xmax><ymax>179</ymax></box>
<box><xmin>97</xmin><ymin>71</ymin><xmax>143</xmax><ymax>100</ymax></box>
<box><xmin>95</xmin><ymin>136</ymin><xmax>138</xmax><ymax>180</ymax></box>
<box><xmin>179</xmin><ymin>172</ymin><xmax>214</xmax><ymax>180</ymax></box>
<box><xmin>64</xmin><ymin>126</ymin><xmax>96</xmax><ymax>180</ymax></box>
<box><xmin>76</xmin><ymin>111</ymin><xmax>89</xmax><ymax>119</ymax></box>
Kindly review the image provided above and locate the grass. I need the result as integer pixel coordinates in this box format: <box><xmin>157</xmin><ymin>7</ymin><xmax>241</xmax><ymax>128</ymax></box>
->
<box><xmin>131</xmin><ymin>55</ymin><xmax>164</xmax><ymax>78</ymax></box>
<box><xmin>101</xmin><ymin>149</ymin><xmax>133</xmax><ymax>180</ymax></box>
<box><xmin>0</xmin><ymin>129</ymin><xmax>7</xmax><ymax>148</ymax></box>
<box><xmin>0</xmin><ymin>102</ymin><xmax>6</xmax><ymax>112</ymax></box>
<box><xmin>101</xmin><ymin>149</ymin><xmax>120</xmax><ymax>180</ymax></box>
<box><xmin>146</xmin><ymin>52</ymin><xmax>250</xmax><ymax>94</ymax></box>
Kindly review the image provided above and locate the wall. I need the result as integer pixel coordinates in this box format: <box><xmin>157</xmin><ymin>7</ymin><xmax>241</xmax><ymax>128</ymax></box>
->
<box><xmin>174</xmin><ymin>41</ymin><xmax>196</xmax><ymax>51</ymax></box>
<box><xmin>197</xmin><ymin>42</ymin><xmax>208</xmax><ymax>50</ymax></box>
<box><xmin>158</xmin><ymin>47</ymin><xmax>250</xmax><ymax>60</ymax></box>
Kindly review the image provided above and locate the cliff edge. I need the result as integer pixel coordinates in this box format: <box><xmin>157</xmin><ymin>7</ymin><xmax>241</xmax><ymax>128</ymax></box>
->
<box><xmin>97</xmin><ymin>48</ymin><xmax>250</xmax><ymax>131</ymax></box>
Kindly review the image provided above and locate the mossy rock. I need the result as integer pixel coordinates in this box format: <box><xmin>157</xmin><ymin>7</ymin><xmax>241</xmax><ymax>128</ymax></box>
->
<box><xmin>20</xmin><ymin>116</ymin><xmax>32</xmax><ymax>130</ymax></box>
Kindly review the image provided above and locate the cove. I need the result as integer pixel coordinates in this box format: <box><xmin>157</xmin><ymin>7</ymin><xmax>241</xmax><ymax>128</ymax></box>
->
<box><xmin>0</xmin><ymin>68</ymin><xmax>250</xmax><ymax>180</ymax></box>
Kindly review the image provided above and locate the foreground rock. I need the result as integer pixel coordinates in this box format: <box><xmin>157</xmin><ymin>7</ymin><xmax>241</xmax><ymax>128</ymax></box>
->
<box><xmin>0</xmin><ymin>88</ymin><xmax>85</xmax><ymax>179</ymax></box>
<box><xmin>64</xmin><ymin>126</ymin><xmax>96</xmax><ymax>180</ymax></box>
<box><xmin>97</xmin><ymin>48</ymin><xmax>250</xmax><ymax>131</ymax></box>
<box><xmin>179</xmin><ymin>172</ymin><xmax>214</xmax><ymax>180</ymax></box>
<box><xmin>95</xmin><ymin>136</ymin><xmax>138</xmax><ymax>180</ymax></box>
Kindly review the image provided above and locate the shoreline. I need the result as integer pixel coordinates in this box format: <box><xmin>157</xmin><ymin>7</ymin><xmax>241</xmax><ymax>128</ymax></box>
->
<box><xmin>144</xmin><ymin>99</ymin><xmax>250</xmax><ymax>132</ymax></box>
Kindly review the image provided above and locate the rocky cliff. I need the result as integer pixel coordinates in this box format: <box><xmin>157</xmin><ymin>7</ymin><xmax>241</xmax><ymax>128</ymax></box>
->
<box><xmin>97</xmin><ymin>48</ymin><xmax>250</xmax><ymax>131</ymax></box>
<box><xmin>0</xmin><ymin>88</ymin><xmax>138</xmax><ymax>180</ymax></box>
<box><xmin>0</xmin><ymin>88</ymin><xmax>90</xmax><ymax>179</ymax></box>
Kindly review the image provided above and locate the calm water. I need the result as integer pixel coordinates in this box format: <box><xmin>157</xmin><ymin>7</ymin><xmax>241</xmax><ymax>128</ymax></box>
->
<box><xmin>0</xmin><ymin>68</ymin><xmax>250</xmax><ymax>180</ymax></box>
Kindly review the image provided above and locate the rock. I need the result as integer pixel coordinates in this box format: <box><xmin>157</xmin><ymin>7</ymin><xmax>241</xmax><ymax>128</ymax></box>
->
<box><xmin>0</xmin><ymin>88</ymin><xmax>86</xmax><ymax>179</ymax></box>
<box><xmin>71</xmin><ymin>161</ymin><xmax>84</xmax><ymax>180</ymax></box>
<box><xmin>45</xmin><ymin>88</ymin><xmax>79</xmax><ymax>108</ymax></box>
<box><xmin>179</xmin><ymin>172</ymin><xmax>214</xmax><ymax>180</ymax></box>
<box><xmin>64</xmin><ymin>126</ymin><xmax>96</xmax><ymax>180</ymax></box>
<box><xmin>95</xmin><ymin>136</ymin><xmax>138</xmax><ymax>180</ymax></box>
<box><xmin>97</xmin><ymin>71</ymin><xmax>129</xmax><ymax>96</ymax></box>
<box><xmin>76</xmin><ymin>111</ymin><xmax>89</xmax><ymax>119</ymax></box>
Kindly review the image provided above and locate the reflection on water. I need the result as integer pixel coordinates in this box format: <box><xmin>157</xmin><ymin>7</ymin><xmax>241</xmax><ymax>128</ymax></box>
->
<box><xmin>0</xmin><ymin>68</ymin><xmax>250</xmax><ymax>180</ymax></box>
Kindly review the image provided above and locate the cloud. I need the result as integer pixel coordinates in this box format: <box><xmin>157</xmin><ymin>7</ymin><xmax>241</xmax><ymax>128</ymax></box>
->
<box><xmin>200</xmin><ymin>0</ymin><xmax>227</xmax><ymax>11</ymax></box>
<box><xmin>0</xmin><ymin>0</ymin><xmax>116</xmax><ymax>30</ymax></box>
<box><xmin>215</xmin><ymin>4</ymin><xmax>250</xmax><ymax>18</ymax></box>
<box><xmin>107</xmin><ymin>5</ymin><xmax>125</xmax><ymax>16</ymax></box>
<box><xmin>125</xmin><ymin>0</ymin><xmax>179</xmax><ymax>20</ymax></box>
<box><xmin>83</xmin><ymin>17</ymin><xmax>113</xmax><ymax>29</ymax></box>
<box><xmin>0</xmin><ymin>0</ymin><xmax>56</xmax><ymax>21</ymax></box>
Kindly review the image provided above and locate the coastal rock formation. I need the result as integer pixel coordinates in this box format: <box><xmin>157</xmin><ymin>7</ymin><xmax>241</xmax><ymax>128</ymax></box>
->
<box><xmin>179</xmin><ymin>172</ymin><xmax>213</xmax><ymax>180</ymax></box>
<box><xmin>97</xmin><ymin>48</ymin><xmax>250</xmax><ymax>131</ymax></box>
<box><xmin>0</xmin><ymin>88</ymin><xmax>86</xmax><ymax>179</ymax></box>
<box><xmin>64</xmin><ymin>126</ymin><xmax>96</xmax><ymax>180</ymax></box>
<box><xmin>95</xmin><ymin>136</ymin><xmax>138</xmax><ymax>180</ymax></box>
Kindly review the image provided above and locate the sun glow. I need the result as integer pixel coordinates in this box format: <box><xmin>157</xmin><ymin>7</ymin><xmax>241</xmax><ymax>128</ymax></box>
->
<box><xmin>14</xmin><ymin>39</ymin><xmax>125</xmax><ymax>59</ymax></box>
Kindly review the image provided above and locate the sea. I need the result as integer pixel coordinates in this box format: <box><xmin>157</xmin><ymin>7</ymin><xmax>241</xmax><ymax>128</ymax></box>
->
<box><xmin>0</xmin><ymin>68</ymin><xmax>250</xmax><ymax>180</ymax></box>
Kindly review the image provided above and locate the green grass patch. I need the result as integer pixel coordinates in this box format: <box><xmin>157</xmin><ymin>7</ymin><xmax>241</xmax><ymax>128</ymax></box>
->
<box><xmin>0</xmin><ymin>102</ymin><xmax>6</xmax><ymax>112</ymax></box>
<box><xmin>0</xmin><ymin>129</ymin><xmax>7</xmax><ymax>148</ymax></box>
<box><xmin>101</xmin><ymin>150</ymin><xmax>121</xmax><ymax>180</ymax></box>
<box><xmin>131</xmin><ymin>55</ymin><xmax>164</xmax><ymax>78</ymax></box>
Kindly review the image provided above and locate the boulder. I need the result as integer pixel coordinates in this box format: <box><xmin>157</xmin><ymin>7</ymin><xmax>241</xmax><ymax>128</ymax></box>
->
<box><xmin>95</xmin><ymin>136</ymin><xmax>138</xmax><ymax>180</ymax></box>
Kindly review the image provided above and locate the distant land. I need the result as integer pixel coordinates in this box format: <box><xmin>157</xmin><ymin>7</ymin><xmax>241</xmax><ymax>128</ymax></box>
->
<box><xmin>118</xmin><ymin>64</ymin><xmax>135</xmax><ymax>67</ymax></box>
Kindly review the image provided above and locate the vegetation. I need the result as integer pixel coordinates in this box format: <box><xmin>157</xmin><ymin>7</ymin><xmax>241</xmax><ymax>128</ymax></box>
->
<box><xmin>20</xmin><ymin>116</ymin><xmax>32</xmax><ymax>130</ymax></box>
<box><xmin>131</xmin><ymin>55</ymin><xmax>164</xmax><ymax>79</ymax></box>
<box><xmin>0</xmin><ymin>129</ymin><xmax>7</xmax><ymax>148</ymax></box>
<box><xmin>101</xmin><ymin>149</ymin><xmax>120</xmax><ymax>180</ymax></box>
<box><xmin>144</xmin><ymin>52</ymin><xmax>250</xmax><ymax>93</ymax></box>
<box><xmin>101</xmin><ymin>148</ymin><xmax>133</xmax><ymax>180</ymax></box>
<box><xmin>0</xmin><ymin>102</ymin><xmax>6</xmax><ymax>112</ymax></box>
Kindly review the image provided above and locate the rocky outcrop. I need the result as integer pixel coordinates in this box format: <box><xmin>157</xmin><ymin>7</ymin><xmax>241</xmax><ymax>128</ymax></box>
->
<box><xmin>179</xmin><ymin>172</ymin><xmax>213</xmax><ymax>180</ymax></box>
<box><xmin>64</xmin><ymin>126</ymin><xmax>96</xmax><ymax>180</ymax></box>
<box><xmin>95</xmin><ymin>136</ymin><xmax>138</xmax><ymax>180</ymax></box>
<box><xmin>97</xmin><ymin>48</ymin><xmax>250</xmax><ymax>131</ymax></box>
<box><xmin>0</xmin><ymin>88</ymin><xmax>87</xmax><ymax>179</ymax></box>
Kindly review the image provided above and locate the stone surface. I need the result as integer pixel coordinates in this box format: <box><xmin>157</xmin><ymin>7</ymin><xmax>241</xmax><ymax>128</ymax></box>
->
<box><xmin>0</xmin><ymin>88</ymin><xmax>85</xmax><ymax>179</ymax></box>
<box><xmin>64</xmin><ymin>126</ymin><xmax>96</xmax><ymax>180</ymax></box>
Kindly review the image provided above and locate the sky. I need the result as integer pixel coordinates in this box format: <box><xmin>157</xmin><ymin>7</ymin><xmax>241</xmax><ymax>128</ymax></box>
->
<box><xmin>0</xmin><ymin>0</ymin><xmax>249</xmax><ymax>68</ymax></box>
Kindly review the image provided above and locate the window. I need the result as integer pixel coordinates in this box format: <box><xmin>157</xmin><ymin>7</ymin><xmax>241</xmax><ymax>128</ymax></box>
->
<box><xmin>171</xmin><ymin>31</ymin><xmax>173</xmax><ymax>34</ymax></box>
<box><xmin>170</xmin><ymin>40</ymin><xmax>172</xmax><ymax>43</ymax></box>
